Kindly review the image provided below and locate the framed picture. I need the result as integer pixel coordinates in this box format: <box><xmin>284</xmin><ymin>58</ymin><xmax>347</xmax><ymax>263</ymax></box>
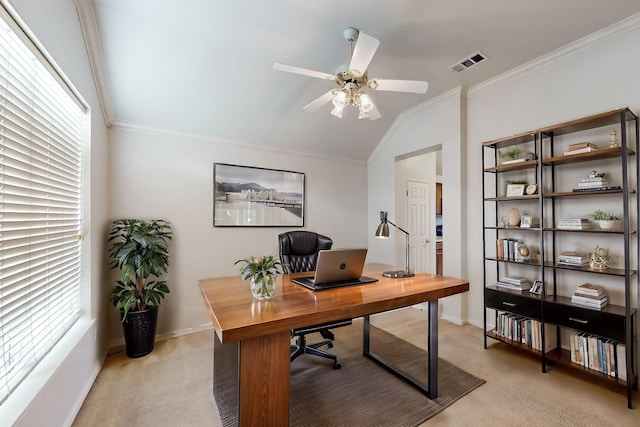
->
<box><xmin>506</xmin><ymin>184</ymin><xmax>526</xmax><ymax>197</ymax></box>
<box><xmin>213</xmin><ymin>163</ymin><xmax>304</xmax><ymax>227</ymax></box>
<box><xmin>520</xmin><ymin>215</ymin><xmax>533</xmax><ymax>228</ymax></box>
<box><xmin>529</xmin><ymin>280</ymin><xmax>543</xmax><ymax>295</ymax></box>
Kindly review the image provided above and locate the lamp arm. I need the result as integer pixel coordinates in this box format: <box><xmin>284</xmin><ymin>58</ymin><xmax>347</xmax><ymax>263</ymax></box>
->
<box><xmin>387</xmin><ymin>220</ymin><xmax>411</xmax><ymax>274</ymax></box>
<box><xmin>386</xmin><ymin>220</ymin><xmax>409</xmax><ymax>236</ymax></box>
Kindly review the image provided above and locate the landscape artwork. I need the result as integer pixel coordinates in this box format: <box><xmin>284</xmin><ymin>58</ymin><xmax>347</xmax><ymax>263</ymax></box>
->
<box><xmin>214</xmin><ymin>163</ymin><xmax>304</xmax><ymax>227</ymax></box>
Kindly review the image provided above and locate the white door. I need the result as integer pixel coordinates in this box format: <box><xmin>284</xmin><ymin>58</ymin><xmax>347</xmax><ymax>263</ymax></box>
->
<box><xmin>406</xmin><ymin>180</ymin><xmax>431</xmax><ymax>273</ymax></box>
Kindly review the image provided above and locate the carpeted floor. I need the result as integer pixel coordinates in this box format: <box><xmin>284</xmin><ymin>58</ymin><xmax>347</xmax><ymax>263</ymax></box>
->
<box><xmin>287</xmin><ymin>323</ymin><xmax>485</xmax><ymax>426</ymax></box>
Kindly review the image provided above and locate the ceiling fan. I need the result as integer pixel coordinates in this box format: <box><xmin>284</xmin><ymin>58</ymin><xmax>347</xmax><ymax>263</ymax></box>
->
<box><xmin>273</xmin><ymin>27</ymin><xmax>428</xmax><ymax>120</ymax></box>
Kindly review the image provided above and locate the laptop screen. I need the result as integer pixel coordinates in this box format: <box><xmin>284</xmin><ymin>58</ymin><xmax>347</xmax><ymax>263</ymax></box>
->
<box><xmin>292</xmin><ymin>248</ymin><xmax>378</xmax><ymax>290</ymax></box>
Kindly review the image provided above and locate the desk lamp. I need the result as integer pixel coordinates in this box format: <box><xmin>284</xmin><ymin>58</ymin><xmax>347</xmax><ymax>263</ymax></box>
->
<box><xmin>374</xmin><ymin>211</ymin><xmax>415</xmax><ymax>278</ymax></box>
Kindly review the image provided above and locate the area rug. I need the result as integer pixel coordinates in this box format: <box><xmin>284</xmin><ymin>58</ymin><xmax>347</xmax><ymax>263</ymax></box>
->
<box><xmin>288</xmin><ymin>322</ymin><xmax>485</xmax><ymax>426</ymax></box>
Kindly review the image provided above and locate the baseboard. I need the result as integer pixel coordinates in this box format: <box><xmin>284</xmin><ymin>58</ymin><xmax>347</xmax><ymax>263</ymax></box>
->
<box><xmin>107</xmin><ymin>323</ymin><xmax>214</xmax><ymax>354</ymax></box>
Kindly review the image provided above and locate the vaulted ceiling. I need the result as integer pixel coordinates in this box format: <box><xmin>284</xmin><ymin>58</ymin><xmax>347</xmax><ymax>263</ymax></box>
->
<box><xmin>84</xmin><ymin>0</ymin><xmax>640</xmax><ymax>161</ymax></box>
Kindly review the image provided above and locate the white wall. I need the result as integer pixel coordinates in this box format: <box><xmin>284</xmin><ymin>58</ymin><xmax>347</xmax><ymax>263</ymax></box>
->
<box><xmin>107</xmin><ymin>125</ymin><xmax>369</xmax><ymax>343</ymax></box>
<box><xmin>464</xmin><ymin>16</ymin><xmax>640</xmax><ymax>328</ymax></box>
<box><xmin>2</xmin><ymin>0</ymin><xmax>110</xmax><ymax>426</ymax></box>
<box><xmin>367</xmin><ymin>88</ymin><xmax>467</xmax><ymax>324</ymax></box>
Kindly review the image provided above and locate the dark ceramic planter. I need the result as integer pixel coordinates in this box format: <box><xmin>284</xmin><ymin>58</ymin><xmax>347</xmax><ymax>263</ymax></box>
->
<box><xmin>121</xmin><ymin>306</ymin><xmax>159</xmax><ymax>358</ymax></box>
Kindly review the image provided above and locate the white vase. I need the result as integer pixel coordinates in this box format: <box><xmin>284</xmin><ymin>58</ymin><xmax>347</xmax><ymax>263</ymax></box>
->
<box><xmin>598</xmin><ymin>220</ymin><xmax>617</xmax><ymax>230</ymax></box>
<box><xmin>250</xmin><ymin>275</ymin><xmax>277</xmax><ymax>300</ymax></box>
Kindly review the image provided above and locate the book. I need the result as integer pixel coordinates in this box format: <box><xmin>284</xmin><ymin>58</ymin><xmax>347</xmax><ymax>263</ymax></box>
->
<box><xmin>568</xmin><ymin>142</ymin><xmax>596</xmax><ymax>150</ymax></box>
<box><xmin>572</xmin><ymin>186</ymin><xmax>621</xmax><ymax>192</ymax></box>
<box><xmin>496</xmin><ymin>239</ymin><xmax>504</xmax><ymax>259</ymax></box>
<box><xmin>559</xmin><ymin>251</ymin><xmax>588</xmax><ymax>261</ymax></box>
<box><xmin>496</xmin><ymin>281</ymin><xmax>531</xmax><ymax>291</ymax></box>
<box><xmin>573</xmin><ymin>291</ymin><xmax>606</xmax><ymax>300</ymax></box>
<box><xmin>501</xmin><ymin>276</ymin><xmax>530</xmax><ymax>285</ymax></box>
<box><xmin>576</xmin><ymin>283</ymin><xmax>606</xmax><ymax>295</ymax></box>
<box><xmin>580</xmin><ymin>177</ymin><xmax>607</xmax><ymax>183</ymax></box>
<box><xmin>616</xmin><ymin>343</ymin><xmax>627</xmax><ymax>381</ymax></box>
<box><xmin>571</xmin><ymin>294</ymin><xmax>607</xmax><ymax>306</ymax></box>
<box><xmin>577</xmin><ymin>182</ymin><xmax>609</xmax><ymax>187</ymax></box>
<box><xmin>563</xmin><ymin>146</ymin><xmax>599</xmax><ymax>155</ymax></box>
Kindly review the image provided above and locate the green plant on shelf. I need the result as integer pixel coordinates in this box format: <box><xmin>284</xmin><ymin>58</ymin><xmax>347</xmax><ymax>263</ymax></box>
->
<box><xmin>501</xmin><ymin>146</ymin><xmax>523</xmax><ymax>160</ymax></box>
<box><xmin>591</xmin><ymin>209</ymin><xmax>620</xmax><ymax>221</ymax></box>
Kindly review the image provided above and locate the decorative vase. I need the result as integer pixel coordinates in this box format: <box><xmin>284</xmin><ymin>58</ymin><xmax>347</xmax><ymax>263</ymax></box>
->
<box><xmin>508</xmin><ymin>208</ymin><xmax>521</xmax><ymax>227</ymax></box>
<box><xmin>250</xmin><ymin>275</ymin><xmax>277</xmax><ymax>300</ymax></box>
<box><xmin>598</xmin><ymin>220</ymin><xmax>617</xmax><ymax>230</ymax></box>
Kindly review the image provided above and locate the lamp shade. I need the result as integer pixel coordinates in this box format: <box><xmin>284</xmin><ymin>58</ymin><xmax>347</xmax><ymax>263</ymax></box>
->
<box><xmin>375</xmin><ymin>211</ymin><xmax>390</xmax><ymax>238</ymax></box>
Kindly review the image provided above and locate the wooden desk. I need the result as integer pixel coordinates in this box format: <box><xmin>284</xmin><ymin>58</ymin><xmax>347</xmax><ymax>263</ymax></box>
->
<box><xmin>199</xmin><ymin>264</ymin><xmax>468</xmax><ymax>426</ymax></box>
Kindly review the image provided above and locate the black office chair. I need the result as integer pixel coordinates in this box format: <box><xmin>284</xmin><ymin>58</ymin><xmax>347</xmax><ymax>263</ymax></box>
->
<box><xmin>278</xmin><ymin>231</ymin><xmax>352</xmax><ymax>369</ymax></box>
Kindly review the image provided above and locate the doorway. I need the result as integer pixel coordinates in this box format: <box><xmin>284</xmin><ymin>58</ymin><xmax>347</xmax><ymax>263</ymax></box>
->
<box><xmin>394</xmin><ymin>148</ymin><xmax>441</xmax><ymax>274</ymax></box>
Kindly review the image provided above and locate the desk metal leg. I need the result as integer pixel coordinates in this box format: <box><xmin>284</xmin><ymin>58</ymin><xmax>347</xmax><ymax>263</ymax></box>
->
<box><xmin>363</xmin><ymin>299</ymin><xmax>438</xmax><ymax>399</ymax></box>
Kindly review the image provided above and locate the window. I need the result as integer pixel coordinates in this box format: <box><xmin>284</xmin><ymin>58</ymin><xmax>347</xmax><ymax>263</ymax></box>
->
<box><xmin>0</xmin><ymin>14</ymin><xmax>84</xmax><ymax>403</ymax></box>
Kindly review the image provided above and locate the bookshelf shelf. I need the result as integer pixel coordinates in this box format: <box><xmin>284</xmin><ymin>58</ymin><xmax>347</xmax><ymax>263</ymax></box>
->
<box><xmin>482</xmin><ymin>108</ymin><xmax>639</xmax><ymax>408</ymax></box>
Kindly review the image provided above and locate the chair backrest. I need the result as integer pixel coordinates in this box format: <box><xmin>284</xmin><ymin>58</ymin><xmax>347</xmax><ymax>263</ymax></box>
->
<box><xmin>278</xmin><ymin>231</ymin><xmax>333</xmax><ymax>273</ymax></box>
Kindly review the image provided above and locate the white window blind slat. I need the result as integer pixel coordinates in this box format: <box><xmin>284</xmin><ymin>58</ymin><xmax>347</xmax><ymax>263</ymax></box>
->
<box><xmin>0</xmin><ymin>14</ymin><xmax>83</xmax><ymax>403</ymax></box>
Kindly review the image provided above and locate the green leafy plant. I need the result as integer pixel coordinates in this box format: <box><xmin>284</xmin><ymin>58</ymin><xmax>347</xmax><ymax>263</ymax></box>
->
<box><xmin>591</xmin><ymin>210</ymin><xmax>620</xmax><ymax>221</ymax></box>
<box><xmin>234</xmin><ymin>255</ymin><xmax>286</xmax><ymax>282</ymax></box>
<box><xmin>501</xmin><ymin>146</ymin><xmax>523</xmax><ymax>160</ymax></box>
<box><xmin>108</xmin><ymin>219</ymin><xmax>173</xmax><ymax>321</ymax></box>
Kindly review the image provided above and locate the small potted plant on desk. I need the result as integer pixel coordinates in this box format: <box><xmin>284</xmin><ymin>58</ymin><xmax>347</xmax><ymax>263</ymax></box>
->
<box><xmin>108</xmin><ymin>219</ymin><xmax>173</xmax><ymax>358</ymax></box>
<box><xmin>235</xmin><ymin>255</ymin><xmax>286</xmax><ymax>300</ymax></box>
<box><xmin>591</xmin><ymin>209</ymin><xmax>620</xmax><ymax>230</ymax></box>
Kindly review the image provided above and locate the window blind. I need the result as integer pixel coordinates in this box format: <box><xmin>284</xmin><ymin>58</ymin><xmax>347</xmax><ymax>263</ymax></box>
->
<box><xmin>0</xmin><ymin>15</ymin><xmax>83</xmax><ymax>403</ymax></box>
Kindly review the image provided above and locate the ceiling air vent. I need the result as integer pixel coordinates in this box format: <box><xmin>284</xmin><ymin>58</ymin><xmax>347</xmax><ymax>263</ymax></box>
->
<box><xmin>450</xmin><ymin>51</ymin><xmax>488</xmax><ymax>73</ymax></box>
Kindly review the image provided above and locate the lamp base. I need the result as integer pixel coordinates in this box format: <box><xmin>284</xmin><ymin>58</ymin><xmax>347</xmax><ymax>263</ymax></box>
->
<box><xmin>382</xmin><ymin>270</ymin><xmax>415</xmax><ymax>278</ymax></box>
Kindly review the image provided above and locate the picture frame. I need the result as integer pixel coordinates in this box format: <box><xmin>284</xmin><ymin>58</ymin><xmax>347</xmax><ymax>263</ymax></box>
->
<box><xmin>520</xmin><ymin>215</ymin><xmax>533</xmax><ymax>228</ymax></box>
<box><xmin>529</xmin><ymin>280</ymin><xmax>543</xmax><ymax>295</ymax></box>
<box><xmin>213</xmin><ymin>163</ymin><xmax>304</xmax><ymax>227</ymax></box>
<box><xmin>525</xmin><ymin>184</ymin><xmax>538</xmax><ymax>195</ymax></box>
<box><xmin>506</xmin><ymin>184</ymin><xmax>526</xmax><ymax>197</ymax></box>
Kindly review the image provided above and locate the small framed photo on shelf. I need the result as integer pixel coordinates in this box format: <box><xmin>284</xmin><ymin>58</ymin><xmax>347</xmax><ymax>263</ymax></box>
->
<box><xmin>520</xmin><ymin>215</ymin><xmax>533</xmax><ymax>228</ymax></box>
<box><xmin>529</xmin><ymin>280</ymin><xmax>543</xmax><ymax>295</ymax></box>
<box><xmin>506</xmin><ymin>184</ymin><xmax>526</xmax><ymax>197</ymax></box>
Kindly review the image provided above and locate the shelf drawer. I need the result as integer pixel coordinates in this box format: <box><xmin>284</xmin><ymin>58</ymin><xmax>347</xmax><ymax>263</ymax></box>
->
<box><xmin>485</xmin><ymin>287</ymin><xmax>542</xmax><ymax>320</ymax></box>
<box><xmin>543</xmin><ymin>301</ymin><xmax>630</xmax><ymax>342</ymax></box>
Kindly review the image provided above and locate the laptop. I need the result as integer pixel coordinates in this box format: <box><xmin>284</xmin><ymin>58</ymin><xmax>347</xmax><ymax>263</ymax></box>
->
<box><xmin>292</xmin><ymin>248</ymin><xmax>378</xmax><ymax>290</ymax></box>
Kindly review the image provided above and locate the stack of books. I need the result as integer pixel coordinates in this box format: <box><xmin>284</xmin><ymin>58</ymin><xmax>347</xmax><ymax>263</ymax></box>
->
<box><xmin>496</xmin><ymin>276</ymin><xmax>531</xmax><ymax>291</ymax></box>
<box><xmin>572</xmin><ymin>174</ymin><xmax>621</xmax><ymax>193</ymax></box>
<box><xmin>563</xmin><ymin>142</ymin><xmax>598</xmax><ymax>156</ymax></box>
<box><xmin>557</xmin><ymin>218</ymin><xmax>592</xmax><ymax>230</ymax></box>
<box><xmin>571</xmin><ymin>283</ymin><xmax>608</xmax><ymax>310</ymax></box>
<box><xmin>558</xmin><ymin>251</ymin><xmax>589</xmax><ymax>267</ymax></box>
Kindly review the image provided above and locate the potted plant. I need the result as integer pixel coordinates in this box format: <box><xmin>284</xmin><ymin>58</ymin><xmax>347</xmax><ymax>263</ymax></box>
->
<box><xmin>234</xmin><ymin>255</ymin><xmax>286</xmax><ymax>300</ymax></box>
<box><xmin>108</xmin><ymin>219</ymin><xmax>173</xmax><ymax>358</ymax></box>
<box><xmin>591</xmin><ymin>209</ymin><xmax>620</xmax><ymax>230</ymax></box>
<box><xmin>501</xmin><ymin>146</ymin><xmax>523</xmax><ymax>163</ymax></box>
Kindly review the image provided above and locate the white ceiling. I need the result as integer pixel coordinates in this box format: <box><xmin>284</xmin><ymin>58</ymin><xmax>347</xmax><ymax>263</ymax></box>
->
<box><xmin>87</xmin><ymin>0</ymin><xmax>640</xmax><ymax>162</ymax></box>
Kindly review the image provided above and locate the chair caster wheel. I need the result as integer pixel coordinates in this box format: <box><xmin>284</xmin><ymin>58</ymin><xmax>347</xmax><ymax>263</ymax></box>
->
<box><xmin>333</xmin><ymin>362</ymin><xmax>341</xmax><ymax>369</ymax></box>
<box><xmin>327</xmin><ymin>342</ymin><xmax>334</xmax><ymax>349</ymax></box>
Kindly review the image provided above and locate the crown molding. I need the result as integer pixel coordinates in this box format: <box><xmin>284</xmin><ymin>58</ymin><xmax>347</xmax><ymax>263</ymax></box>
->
<box><xmin>74</xmin><ymin>0</ymin><xmax>113</xmax><ymax>126</ymax></box>
<box><xmin>111</xmin><ymin>120</ymin><xmax>367</xmax><ymax>165</ymax></box>
<box><xmin>470</xmin><ymin>12</ymin><xmax>640</xmax><ymax>96</ymax></box>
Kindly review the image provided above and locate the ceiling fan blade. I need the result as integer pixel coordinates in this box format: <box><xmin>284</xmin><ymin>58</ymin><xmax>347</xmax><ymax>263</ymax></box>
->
<box><xmin>303</xmin><ymin>90</ymin><xmax>335</xmax><ymax>112</ymax></box>
<box><xmin>349</xmin><ymin>32</ymin><xmax>380</xmax><ymax>75</ymax></box>
<box><xmin>273</xmin><ymin>63</ymin><xmax>336</xmax><ymax>81</ymax></box>
<box><xmin>370</xmin><ymin>79</ymin><xmax>429</xmax><ymax>94</ymax></box>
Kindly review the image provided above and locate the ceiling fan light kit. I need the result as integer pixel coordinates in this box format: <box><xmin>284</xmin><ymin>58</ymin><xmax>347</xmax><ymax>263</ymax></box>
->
<box><xmin>274</xmin><ymin>27</ymin><xmax>428</xmax><ymax>121</ymax></box>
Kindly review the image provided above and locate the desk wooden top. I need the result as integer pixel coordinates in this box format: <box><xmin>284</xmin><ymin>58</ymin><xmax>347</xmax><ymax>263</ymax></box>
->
<box><xmin>199</xmin><ymin>264</ymin><xmax>469</xmax><ymax>343</ymax></box>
